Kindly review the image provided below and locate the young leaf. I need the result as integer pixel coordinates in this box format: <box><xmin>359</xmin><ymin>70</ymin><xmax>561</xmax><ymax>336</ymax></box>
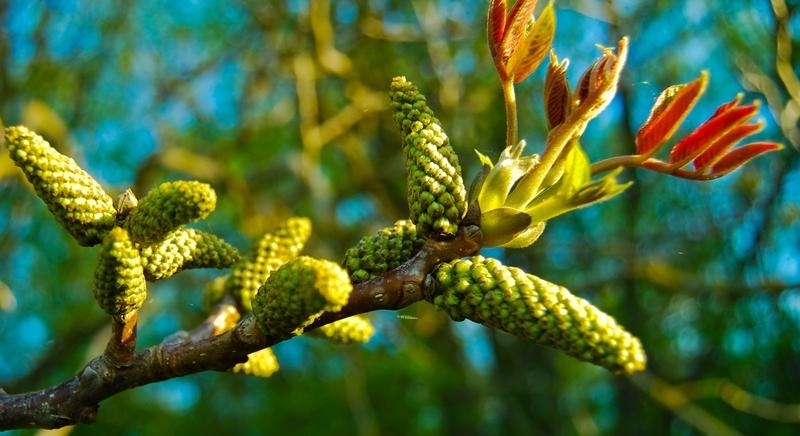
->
<box><xmin>635</xmin><ymin>71</ymin><xmax>708</xmax><ymax>156</ymax></box>
<box><xmin>481</xmin><ymin>207</ymin><xmax>533</xmax><ymax>247</ymax></box>
<box><xmin>487</xmin><ymin>0</ymin><xmax>507</xmax><ymax>60</ymax></box>
<box><xmin>508</xmin><ymin>1</ymin><xmax>556</xmax><ymax>83</ymax></box>
<box><xmin>500</xmin><ymin>0</ymin><xmax>538</xmax><ymax>61</ymax></box>
<box><xmin>693</xmin><ymin>121</ymin><xmax>763</xmax><ymax>172</ymax></box>
<box><xmin>668</xmin><ymin>100</ymin><xmax>759</xmax><ymax>166</ymax></box>
<box><xmin>544</xmin><ymin>53</ymin><xmax>571</xmax><ymax>130</ymax></box>
<box><xmin>709</xmin><ymin>142</ymin><xmax>783</xmax><ymax>177</ymax></box>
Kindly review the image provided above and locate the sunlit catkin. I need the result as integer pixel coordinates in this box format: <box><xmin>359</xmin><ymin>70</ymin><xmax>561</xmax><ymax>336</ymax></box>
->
<box><xmin>252</xmin><ymin>256</ymin><xmax>351</xmax><ymax>338</ymax></box>
<box><xmin>390</xmin><ymin>77</ymin><xmax>467</xmax><ymax>237</ymax></box>
<box><xmin>92</xmin><ymin>227</ymin><xmax>147</xmax><ymax>319</ymax></box>
<box><xmin>430</xmin><ymin>256</ymin><xmax>646</xmax><ymax>374</ymax></box>
<box><xmin>343</xmin><ymin>220</ymin><xmax>424</xmax><ymax>283</ymax></box>
<box><xmin>233</xmin><ymin>348</ymin><xmax>279</xmax><ymax>378</ymax></box>
<box><xmin>125</xmin><ymin>181</ymin><xmax>216</xmax><ymax>244</ymax></box>
<box><xmin>226</xmin><ymin>217</ymin><xmax>311</xmax><ymax>311</ymax></box>
<box><xmin>311</xmin><ymin>315</ymin><xmax>375</xmax><ymax>344</ymax></box>
<box><xmin>5</xmin><ymin>126</ymin><xmax>116</xmax><ymax>246</ymax></box>
<box><xmin>137</xmin><ymin>228</ymin><xmax>240</xmax><ymax>281</ymax></box>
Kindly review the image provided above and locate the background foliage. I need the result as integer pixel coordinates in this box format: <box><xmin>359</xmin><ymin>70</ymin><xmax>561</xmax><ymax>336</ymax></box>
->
<box><xmin>0</xmin><ymin>0</ymin><xmax>798</xmax><ymax>434</ymax></box>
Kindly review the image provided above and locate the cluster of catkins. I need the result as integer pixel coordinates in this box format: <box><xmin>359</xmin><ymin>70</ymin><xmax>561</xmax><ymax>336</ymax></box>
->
<box><xmin>343</xmin><ymin>77</ymin><xmax>646</xmax><ymax>374</ymax></box>
<box><xmin>5</xmin><ymin>126</ymin><xmax>240</xmax><ymax>320</ymax></box>
<box><xmin>5</xmin><ymin>126</ymin><xmax>374</xmax><ymax>379</ymax></box>
<box><xmin>4</xmin><ymin>75</ymin><xmax>648</xmax><ymax>375</ymax></box>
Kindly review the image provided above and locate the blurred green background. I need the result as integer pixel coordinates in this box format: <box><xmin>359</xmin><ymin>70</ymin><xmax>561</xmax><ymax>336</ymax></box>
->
<box><xmin>0</xmin><ymin>0</ymin><xmax>799</xmax><ymax>434</ymax></box>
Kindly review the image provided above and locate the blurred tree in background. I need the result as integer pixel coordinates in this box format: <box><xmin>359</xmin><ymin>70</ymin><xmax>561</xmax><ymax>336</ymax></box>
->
<box><xmin>0</xmin><ymin>0</ymin><xmax>798</xmax><ymax>434</ymax></box>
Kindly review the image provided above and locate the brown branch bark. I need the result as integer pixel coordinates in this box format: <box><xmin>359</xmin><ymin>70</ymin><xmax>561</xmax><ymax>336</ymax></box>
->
<box><xmin>0</xmin><ymin>226</ymin><xmax>482</xmax><ymax>430</ymax></box>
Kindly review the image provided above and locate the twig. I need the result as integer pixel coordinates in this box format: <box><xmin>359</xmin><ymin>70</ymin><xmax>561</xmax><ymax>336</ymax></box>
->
<box><xmin>103</xmin><ymin>311</ymin><xmax>138</xmax><ymax>368</ymax></box>
<box><xmin>0</xmin><ymin>226</ymin><xmax>482</xmax><ymax>430</ymax></box>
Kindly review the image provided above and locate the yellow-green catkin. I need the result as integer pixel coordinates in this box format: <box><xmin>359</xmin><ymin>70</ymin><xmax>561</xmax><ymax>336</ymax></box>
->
<box><xmin>431</xmin><ymin>256</ymin><xmax>647</xmax><ymax>374</ymax></box>
<box><xmin>226</xmin><ymin>217</ymin><xmax>311</xmax><ymax>311</ymax></box>
<box><xmin>125</xmin><ymin>181</ymin><xmax>216</xmax><ymax>244</ymax></box>
<box><xmin>233</xmin><ymin>348</ymin><xmax>279</xmax><ymax>377</ymax></box>
<box><xmin>93</xmin><ymin>227</ymin><xmax>147</xmax><ymax>318</ymax></box>
<box><xmin>137</xmin><ymin>228</ymin><xmax>240</xmax><ymax>281</ymax></box>
<box><xmin>310</xmin><ymin>315</ymin><xmax>375</xmax><ymax>344</ymax></box>
<box><xmin>203</xmin><ymin>275</ymin><xmax>229</xmax><ymax>313</ymax></box>
<box><xmin>252</xmin><ymin>256</ymin><xmax>352</xmax><ymax>338</ymax></box>
<box><xmin>5</xmin><ymin>126</ymin><xmax>116</xmax><ymax>246</ymax></box>
<box><xmin>389</xmin><ymin>77</ymin><xmax>467</xmax><ymax>237</ymax></box>
<box><xmin>343</xmin><ymin>220</ymin><xmax>424</xmax><ymax>283</ymax></box>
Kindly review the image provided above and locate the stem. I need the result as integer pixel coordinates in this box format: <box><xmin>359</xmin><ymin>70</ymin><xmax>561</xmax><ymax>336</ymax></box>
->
<box><xmin>502</xmin><ymin>79</ymin><xmax>518</xmax><ymax>146</ymax></box>
<box><xmin>104</xmin><ymin>311</ymin><xmax>138</xmax><ymax>368</ymax></box>
<box><xmin>590</xmin><ymin>154</ymin><xmax>646</xmax><ymax>175</ymax></box>
<box><xmin>0</xmin><ymin>226</ymin><xmax>484</xmax><ymax>430</ymax></box>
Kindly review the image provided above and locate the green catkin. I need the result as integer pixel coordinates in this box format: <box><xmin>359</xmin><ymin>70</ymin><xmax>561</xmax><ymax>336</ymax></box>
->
<box><xmin>233</xmin><ymin>348</ymin><xmax>279</xmax><ymax>377</ymax></box>
<box><xmin>203</xmin><ymin>275</ymin><xmax>229</xmax><ymax>313</ymax></box>
<box><xmin>389</xmin><ymin>77</ymin><xmax>467</xmax><ymax>237</ymax></box>
<box><xmin>5</xmin><ymin>126</ymin><xmax>116</xmax><ymax>246</ymax></box>
<box><xmin>311</xmin><ymin>315</ymin><xmax>375</xmax><ymax>344</ymax></box>
<box><xmin>226</xmin><ymin>217</ymin><xmax>312</xmax><ymax>311</ymax></box>
<box><xmin>137</xmin><ymin>228</ymin><xmax>240</xmax><ymax>281</ymax></box>
<box><xmin>430</xmin><ymin>256</ymin><xmax>647</xmax><ymax>374</ymax></box>
<box><xmin>252</xmin><ymin>256</ymin><xmax>352</xmax><ymax>338</ymax></box>
<box><xmin>343</xmin><ymin>220</ymin><xmax>425</xmax><ymax>283</ymax></box>
<box><xmin>125</xmin><ymin>181</ymin><xmax>216</xmax><ymax>244</ymax></box>
<box><xmin>92</xmin><ymin>227</ymin><xmax>147</xmax><ymax>318</ymax></box>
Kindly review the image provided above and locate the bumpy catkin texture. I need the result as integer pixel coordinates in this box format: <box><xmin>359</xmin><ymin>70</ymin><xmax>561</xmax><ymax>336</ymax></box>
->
<box><xmin>5</xmin><ymin>126</ymin><xmax>116</xmax><ymax>246</ymax></box>
<box><xmin>137</xmin><ymin>228</ymin><xmax>240</xmax><ymax>281</ymax></box>
<box><xmin>389</xmin><ymin>77</ymin><xmax>467</xmax><ymax>237</ymax></box>
<box><xmin>203</xmin><ymin>275</ymin><xmax>229</xmax><ymax>313</ymax></box>
<box><xmin>310</xmin><ymin>315</ymin><xmax>375</xmax><ymax>344</ymax></box>
<box><xmin>226</xmin><ymin>217</ymin><xmax>311</xmax><ymax>311</ymax></box>
<box><xmin>93</xmin><ymin>227</ymin><xmax>147</xmax><ymax>318</ymax></box>
<box><xmin>252</xmin><ymin>256</ymin><xmax>352</xmax><ymax>338</ymax></box>
<box><xmin>233</xmin><ymin>348</ymin><xmax>279</xmax><ymax>377</ymax></box>
<box><xmin>343</xmin><ymin>220</ymin><xmax>425</xmax><ymax>283</ymax></box>
<box><xmin>125</xmin><ymin>181</ymin><xmax>216</xmax><ymax>244</ymax></box>
<box><xmin>431</xmin><ymin>256</ymin><xmax>646</xmax><ymax>374</ymax></box>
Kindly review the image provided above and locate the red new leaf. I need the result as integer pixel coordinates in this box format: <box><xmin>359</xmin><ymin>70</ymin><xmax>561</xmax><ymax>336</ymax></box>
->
<box><xmin>693</xmin><ymin>122</ymin><xmax>763</xmax><ymax>172</ymax></box>
<box><xmin>509</xmin><ymin>1</ymin><xmax>556</xmax><ymax>83</ymax></box>
<box><xmin>543</xmin><ymin>53</ymin><xmax>570</xmax><ymax>130</ymax></box>
<box><xmin>709</xmin><ymin>142</ymin><xmax>783</xmax><ymax>176</ymax></box>
<box><xmin>500</xmin><ymin>0</ymin><xmax>538</xmax><ymax>61</ymax></box>
<box><xmin>488</xmin><ymin>0</ymin><xmax>507</xmax><ymax>61</ymax></box>
<box><xmin>668</xmin><ymin>100</ymin><xmax>759</xmax><ymax>166</ymax></box>
<box><xmin>635</xmin><ymin>72</ymin><xmax>707</xmax><ymax>156</ymax></box>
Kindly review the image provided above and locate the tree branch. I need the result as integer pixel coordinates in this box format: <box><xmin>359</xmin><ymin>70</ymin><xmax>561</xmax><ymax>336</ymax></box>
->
<box><xmin>0</xmin><ymin>226</ymin><xmax>482</xmax><ymax>430</ymax></box>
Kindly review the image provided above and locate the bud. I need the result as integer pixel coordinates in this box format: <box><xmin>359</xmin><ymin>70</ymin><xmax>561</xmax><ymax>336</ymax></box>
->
<box><xmin>137</xmin><ymin>228</ymin><xmax>240</xmax><ymax>281</ymax></box>
<box><xmin>252</xmin><ymin>256</ymin><xmax>352</xmax><ymax>338</ymax></box>
<box><xmin>5</xmin><ymin>125</ymin><xmax>116</xmax><ymax>246</ymax></box>
<box><xmin>310</xmin><ymin>315</ymin><xmax>375</xmax><ymax>344</ymax></box>
<box><xmin>226</xmin><ymin>217</ymin><xmax>312</xmax><ymax>311</ymax></box>
<box><xmin>93</xmin><ymin>227</ymin><xmax>147</xmax><ymax>319</ymax></box>
<box><xmin>343</xmin><ymin>220</ymin><xmax>424</xmax><ymax>283</ymax></box>
<box><xmin>430</xmin><ymin>256</ymin><xmax>646</xmax><ymax>374</ymax></box>
<box><xmin>232</xmin><ymin>348</ymin><xmax>279</xmax><ymax>378</ymax></box>
<box><xmin>125</xmin><ymin>181</ymin><xmax>216</xmax><ymax>244</ymax></box>
<box><xmin>543</xmin><ymin>53</ymin><xmax>571</xmax><ymax>130</ymax></box>
<box><xmin>390</xmin><ymin>76</ymin><xmax>467</xmax><ymax>237</ymax></box>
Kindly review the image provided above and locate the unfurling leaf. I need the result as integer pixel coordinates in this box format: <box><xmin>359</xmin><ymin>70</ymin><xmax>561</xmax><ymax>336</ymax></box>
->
<box><xmin>480</xmin><ymin>207</ymin><xmax>532</xmax><ymax>247</ymax></box>
<box><xmin>544</xmin><ymin>53</ymin><xmax>571</xmax><ymax>130</ymax></box>
<box><xmin>668</xmin><ymin>96</ymin><xmax>760</xmax><ymax>166</ymax></box>
<box><xmin>708</xmin><ymin>142</ymin><xmax>783</xmax><ymax>177</ymax></box>
<box><xmin>487</xmin><ymin>0</ymin><xmax>508</xmax><ymax>62</ymax></box>
<box><xmin>693</xmin><ymin>122</ymin><xmax>764</xmax><ymax>171</ymax></box>
<box><xmin>500</xmin><ymin>0</ymin><xmax>538</xmax><ymax>61</ymax></box>
<box><xmin>636</xmin><ymin>71</ymin><xmax>708</xmax><ymax>156</ymax></box>
<box><xmin>508</xmin><ymin>1</ymin><xmax>556</xmax><ymax>83</ymax></box>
